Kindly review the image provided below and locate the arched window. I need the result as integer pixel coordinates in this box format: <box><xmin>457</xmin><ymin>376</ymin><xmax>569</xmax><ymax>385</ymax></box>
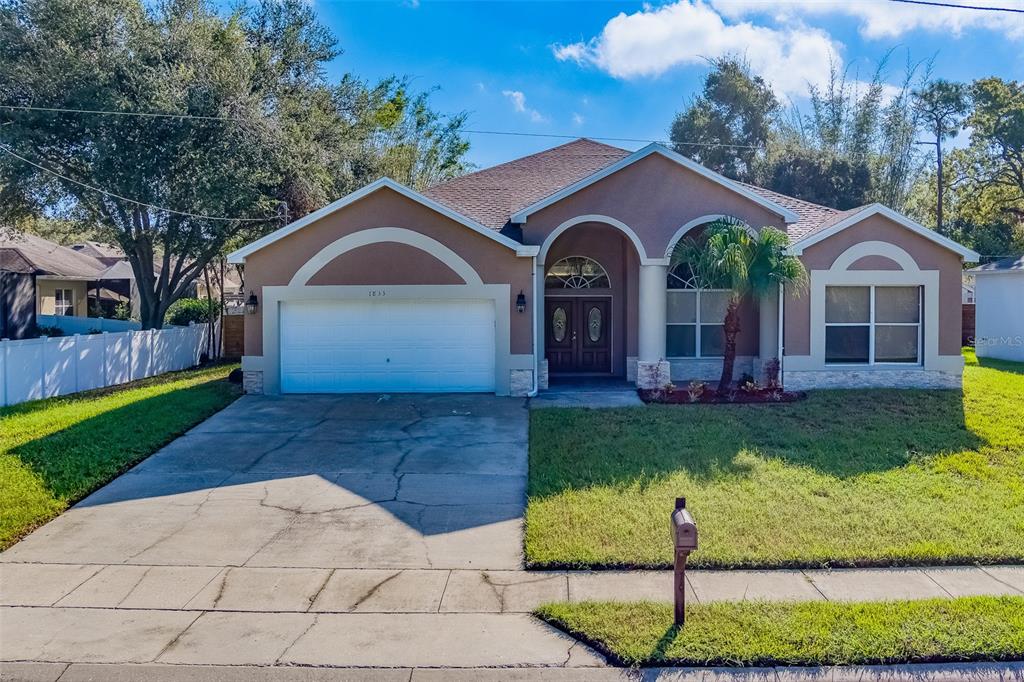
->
<box><xmin>666</xmin><ymin>261</ymin><xmax>728</xmax><ymax>358</ymax></box>
<box><xmin>545</xmin><ymin>256</ymin><xmax>610</xmax><ymax>289</ymax></box>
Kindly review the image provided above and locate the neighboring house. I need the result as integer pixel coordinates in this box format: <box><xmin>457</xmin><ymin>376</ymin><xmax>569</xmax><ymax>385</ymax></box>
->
<box><xmin>968</xmin><ymin>255</ymin><xmax>1024</xmax><ymax>362</ymax></box>
<box><xmin>0</xmin><ymin>233</ymin><xmax>133</xmax><ymax>339</ymax></box>
<box><xmin>227</xmin><ymin>139</ymin><xmax>978</xmax><ymax>396</ymax></box>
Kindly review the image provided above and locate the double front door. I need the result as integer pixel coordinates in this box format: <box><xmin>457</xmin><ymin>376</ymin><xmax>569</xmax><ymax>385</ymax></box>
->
<box><xmin>545</xmin><ymin>297</ymin><xmax>611</xmax><ymax>374</ymax></box>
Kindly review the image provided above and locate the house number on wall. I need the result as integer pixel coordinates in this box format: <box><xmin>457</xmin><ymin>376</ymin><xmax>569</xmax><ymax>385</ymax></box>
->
<box><xmin>368</xmin><ymin>290</ymin><xmax>387</xmax><ymax>297</ymax></box>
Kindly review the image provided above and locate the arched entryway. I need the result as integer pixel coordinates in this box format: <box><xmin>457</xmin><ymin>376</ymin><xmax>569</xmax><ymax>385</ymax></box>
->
<box><xmin>539</xmin><ymin>220</ymin><xmax>643</xmax><ymax>378</ymax></box>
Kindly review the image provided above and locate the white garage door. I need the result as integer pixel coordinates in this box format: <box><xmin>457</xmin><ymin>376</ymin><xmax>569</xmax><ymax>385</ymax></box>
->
<box><xmin>279</xmin><ymin>299</ymin><xmax>496</xmax><ymax>393</ymax></box>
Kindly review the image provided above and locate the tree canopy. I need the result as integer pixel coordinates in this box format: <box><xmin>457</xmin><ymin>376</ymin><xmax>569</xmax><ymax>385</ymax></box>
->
<box><xmin>0</xmin><ymin>0</ymin><xmax>470</xmax><ymax>327</ymax></box>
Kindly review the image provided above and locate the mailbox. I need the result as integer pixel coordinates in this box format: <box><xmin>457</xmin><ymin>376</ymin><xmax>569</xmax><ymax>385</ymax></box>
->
<box><xmin>670</xmin><ymin>497</ymin><xmax>697</xmax><ymax>626</ymax></box>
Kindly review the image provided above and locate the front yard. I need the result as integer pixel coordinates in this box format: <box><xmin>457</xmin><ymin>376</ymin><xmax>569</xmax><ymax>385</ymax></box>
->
<box><xmin>526</xmin><ymin>350</ymin><xmax>1024</xmax><ymax>568</ymax></box>
<box><xmin>538</xmin><ymin>596</ymin><xmax>1024</xmax><ymax>667</ymax></box>
<box><xmin>0</xmin><ymin>364</ymin><xmax>240</xmax><ymax>549</ymax></box>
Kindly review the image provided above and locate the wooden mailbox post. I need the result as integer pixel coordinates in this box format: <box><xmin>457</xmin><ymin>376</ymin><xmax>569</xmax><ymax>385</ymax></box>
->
<box><xmin>671</xmin><ymin>497</ymin><xmax>698</xmax><ymax>626</ymax></box>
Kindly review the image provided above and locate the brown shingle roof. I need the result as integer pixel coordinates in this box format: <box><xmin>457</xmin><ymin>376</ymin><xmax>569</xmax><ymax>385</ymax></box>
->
<box><xmin>425</xmin><ymin>138</ymin><xmax>855</xmax><ymax>242</ymax></box>
<box><xmin>424</xmin><ymin>139</ymin><xmax>630</xmax><ymax>230</ymax></box>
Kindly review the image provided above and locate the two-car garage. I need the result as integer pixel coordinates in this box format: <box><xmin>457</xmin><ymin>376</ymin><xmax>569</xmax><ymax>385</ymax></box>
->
<box><xmin>278</xmin><ymin>299</ymin><xmax>497</xmax><ymax>394</ymax></box>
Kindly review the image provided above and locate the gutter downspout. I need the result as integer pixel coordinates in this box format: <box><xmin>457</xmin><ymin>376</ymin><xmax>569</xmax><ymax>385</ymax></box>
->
<box><xmin>777</xmin><ymin>282</ymin><xmax>785</xmax><ymax>389</ymax></box>
<box><xmin>527</xmin><ymin>253</ymin><xmax>540</xmax><ymax>397</ymax></box>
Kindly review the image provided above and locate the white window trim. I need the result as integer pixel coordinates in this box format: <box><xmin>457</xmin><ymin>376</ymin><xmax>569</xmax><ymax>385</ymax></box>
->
<box><xmin>54</xmin><ymin>288</ymin><xmax>74</xmax><ymax>316</ymax></box>
<box><xmin>824</xmin><ymin>285</ymin><xmax>922</xmax><ymax>366</ymax></box>
<box><xmin>666</xmin><ymin>288</ymin><xmax>729</xmax><ymax>359</ymax></box>
<box><xmin>787</xmin><ymin>240</ymin><xmax>947</xmax><ymax>373</ymax></box>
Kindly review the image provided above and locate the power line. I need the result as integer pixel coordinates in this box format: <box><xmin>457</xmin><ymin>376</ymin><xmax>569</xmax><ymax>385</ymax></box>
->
<box><xmin>890</xmin><ymin>0</ymin><xmax>1024</xmax><ymax>12</ymax></box>
<box><xmin>0</xmin><ymin>144</ymin><xmax>273</xmax><ymax>222</ymax></box>
<box><xmin>0</xmin><ymin>104</ymin><xmax>251</xmax><ymax>123</ymax></box>
<box><xmin>2</xmin><ymin>103</ymin><xmax>762</xmax><ymax>150</ymax></box>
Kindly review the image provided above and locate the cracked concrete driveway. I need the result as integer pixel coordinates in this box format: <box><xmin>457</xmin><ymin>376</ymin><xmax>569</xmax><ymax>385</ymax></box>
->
<box><xmin>2</xmin><ymin>393</ymin><xmax>529</xmax><ymax>570</ymax></box>
<box><xmin>1</xmin><ymin>395</ymin><xmax>614</xmax><ymax>674</ymax></box>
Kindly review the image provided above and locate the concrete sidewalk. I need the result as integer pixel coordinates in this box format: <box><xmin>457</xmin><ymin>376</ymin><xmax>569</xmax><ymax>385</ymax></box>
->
<box><xmin>3</xmin><ymin>564</ymin><xmax>1022</xmax><ymax>614</ymax></box>
<box><xmin>4</xmin><ymin>661</ymin><xmax>1024</xmax><ymax>681</ymax></box>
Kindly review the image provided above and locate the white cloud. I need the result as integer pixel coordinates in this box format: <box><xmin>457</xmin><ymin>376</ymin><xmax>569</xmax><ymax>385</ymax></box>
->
<box><xmin>551</xmin><ymin>0</ymin><xmax>845</xmax><ymax>96</ymax></box>
<box><xmin>710</xmin><ymin>0</ymin><xmax>1024</xmax><ymax>41</ymax></box>
<box><xmin>572</xmin><ymin>112</ymin><xmax>585</xmax><ymax>126</ymax></box>
<box><xmin>502</xmin><ymin>90</ymin><xmax>547</xmax><ymax>123</ymax></box>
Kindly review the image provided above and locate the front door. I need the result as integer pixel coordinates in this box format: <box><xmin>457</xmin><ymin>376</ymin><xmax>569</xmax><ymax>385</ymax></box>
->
<box><xmin>545</xmin><ymin>298</ymin><xmax>611</xmax><ymax>374</ymax></box>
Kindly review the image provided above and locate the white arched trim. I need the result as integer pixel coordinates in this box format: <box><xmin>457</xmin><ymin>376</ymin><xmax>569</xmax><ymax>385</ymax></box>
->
<box><xmin>289</xmin><ymin>227</ymin><xmax>484</xmax><ymax>287</ymax></box>
<box><xmin>538</xmin><ymin>215</ymin><xmax>653</xmax><ymax>265</ymax></box>
<box><xmin>664</xmin><ymin>214</ymin><xmax>755</xmax><ymax>258</ymax></box>
<box><xmin>831</xmin><ymin>241</ymin><xmax>919</xmax><ymax>273</ymax></box>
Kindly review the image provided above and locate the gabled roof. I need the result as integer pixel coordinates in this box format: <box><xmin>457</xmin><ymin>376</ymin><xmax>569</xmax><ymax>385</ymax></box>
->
<box><xmin>424</xmin><ymin>139</ymin><xmax>630</xmax><ymax>230</ymax></box>
<box><xmin>786</xmin><ymin>204</ymin><xmax>980</xmax><ymax>261</ymax></box>
<box><xmin>508</xmin><ymin>143</ymin><xmax>802</xmax><ymax>225</ymax></box>
<box><xmin>227</xmin><ymin>177</ymin><xmax>539</xmax><ymax>263</ymax></box>
<box><xmin>969</xmin><ymin>255</ymin><xmax>1024</xmax><ymax>274</ymax></box>
<box><xmin>0</xmin><ymin>232</ymin><xmax>107</xmax><ymax>279</ymax></box>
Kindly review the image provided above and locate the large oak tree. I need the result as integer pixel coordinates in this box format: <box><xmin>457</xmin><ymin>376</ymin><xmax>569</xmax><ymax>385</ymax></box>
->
<box><xmin>0</xmin><ymin>0</ymin><xmax>469</xmax><ymax>328</ymax></box>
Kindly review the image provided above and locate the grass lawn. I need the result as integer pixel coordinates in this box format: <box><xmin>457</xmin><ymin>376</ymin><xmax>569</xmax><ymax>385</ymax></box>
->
<box><xmin>0</xmin><ymin>364</ymin><xmax>240</xmax><ymax>549</ymax></box>
<box><xmin>536</xmin><ymin>596</ymin><xmax>1024</xmax><ymax>667</ymax></box>
<box><xmin>526</xmin><ymin>350</ymin><xmax>1024</xmax><ymax>568</ymax></box>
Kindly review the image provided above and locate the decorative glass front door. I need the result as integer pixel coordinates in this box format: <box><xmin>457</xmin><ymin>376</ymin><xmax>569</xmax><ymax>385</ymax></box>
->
<box><xmin>544</xmin><ymin>298</ymin><xmax>611</xmax><ymax>374</ymax></box>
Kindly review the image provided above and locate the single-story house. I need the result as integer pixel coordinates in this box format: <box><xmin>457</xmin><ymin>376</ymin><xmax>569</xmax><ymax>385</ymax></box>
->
<box><xmin>0</xmin><ymin>232</ymin><xmax>134</xmax><ymax>338</ymax></box>
<box><xmin>227</xmin><ymin>139</ymin><xmax>978</xmax><ymax>396</ymax></box>
<box><xmin>968</xmin><ymin>255</ymin><xmax>1023</xmax><ymax>362</ymax></box>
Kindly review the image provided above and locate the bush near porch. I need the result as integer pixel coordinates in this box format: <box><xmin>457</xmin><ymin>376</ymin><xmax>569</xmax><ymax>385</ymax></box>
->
<box><xmin>0</xmin><ymin>364</ymin><xmax>240</xmax><ymax>549</ymax></box>
<box><xmin>536</xmin><ymin>596</ymin><xmax>1024</xmax><ymax>667</ymax></box>
<box><xmin>526</xmin><ymin>350</ymin><xmax>1024</xmax><ymax>569</ymax></box>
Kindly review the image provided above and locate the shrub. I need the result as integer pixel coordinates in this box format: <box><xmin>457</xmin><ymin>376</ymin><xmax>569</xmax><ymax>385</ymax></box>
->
<box><xmin>35</xmin><ymin>324</ymin><xmax>65</xmax><ymax>337</ymax></box>
<box><xmin>165</xmin><ymin>298</ymin><xmax>219</xmax><ymax>326</ymax></box>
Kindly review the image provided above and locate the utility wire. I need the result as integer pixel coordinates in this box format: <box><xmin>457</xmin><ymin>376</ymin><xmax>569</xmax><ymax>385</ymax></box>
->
<box><xmin>1</xmin><ymin>104</ymin><xmax>761</xmax><ymax>150</ymax></box>
<box><xmin>0</xmin><ymin>144</ymin><xmax>273</xmax><ymax>222</ymax></box>
<box><xmin>890</xmin><ymin>0</ymin><xmax>1024</xmax><ymax>12</ymax></box>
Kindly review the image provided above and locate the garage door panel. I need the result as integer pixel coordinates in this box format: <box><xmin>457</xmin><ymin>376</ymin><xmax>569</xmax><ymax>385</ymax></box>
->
<box><xmin>280</xmin><ymin>299</ymin><xmax>496</xmax><ymax>393</ymax></box>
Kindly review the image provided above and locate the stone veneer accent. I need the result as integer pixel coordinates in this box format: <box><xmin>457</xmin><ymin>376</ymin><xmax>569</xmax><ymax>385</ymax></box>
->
<box><xmin>509</xmin><ymin>369</ymin><xmax>535</xmax><ymax>397</ymax></box>
<box><xmin>636</xmin><ymin>360</ymin><xmax>671</xmax><ymax>389</ymax></box>
<box><xmin>783</xmin><ymin>368</ymin><xmax>961</xmax><ymax>390</ymax></box>
<box><xmin>537</xmin><ymin>359</ymin><xmax>549</xmax><ymax>391</ymax></box>
<box><xmin>242</xmin><ymin>370</ymin><xmax>264</xmax><ymax>395</ymax></box>
<box><xmin>669</xmin><ymin>356</ymin><xmax>756</xmax><ymax>384</ymax></box>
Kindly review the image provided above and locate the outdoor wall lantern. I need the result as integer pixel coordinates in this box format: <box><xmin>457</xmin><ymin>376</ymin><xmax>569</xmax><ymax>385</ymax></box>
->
<box><xmin>516</xmin><ymin>290</ymin><xmax>527</xmax><ymax>313</ymax></box>
<box><xmin>245</xmin><ymin>290</ymin><xmax>259</xmax><ymax>315</ymax></box>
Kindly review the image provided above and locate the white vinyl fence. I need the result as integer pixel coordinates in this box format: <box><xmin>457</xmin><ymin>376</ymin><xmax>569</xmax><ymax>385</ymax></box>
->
<box><xmin>36</xmin><ymin>314</ymin><xmax>141</xmax><ymax>334</ymax></box>
<box><xmin>0</xmin><ymin>323</ymin><xmax>209</xmax><ymax>407</ymax></box>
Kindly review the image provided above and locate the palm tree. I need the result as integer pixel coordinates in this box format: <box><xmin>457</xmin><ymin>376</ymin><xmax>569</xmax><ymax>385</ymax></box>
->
<box><xmin>671</xmin><ymin>218</ymin><xmax>806</xmax><ymax>392</ymax></box>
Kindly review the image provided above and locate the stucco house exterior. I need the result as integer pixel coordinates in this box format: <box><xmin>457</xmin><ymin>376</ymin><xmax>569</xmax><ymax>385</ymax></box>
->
<box><xmin>968</xmin><ymin>255</ymin><xmax>1024</xmax><ymax>362</ymax></box>
<box><xmin>227</xmin><ymin>139</ymin><xmax>978</xmax><ymax>396</ymax></box>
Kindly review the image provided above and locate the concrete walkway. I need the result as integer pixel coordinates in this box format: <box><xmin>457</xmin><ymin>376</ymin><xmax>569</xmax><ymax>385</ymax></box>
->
<box><xmin>531</xmin><ymin>379</ymin><xmax>644</xmax><ymax>408</ymax></box>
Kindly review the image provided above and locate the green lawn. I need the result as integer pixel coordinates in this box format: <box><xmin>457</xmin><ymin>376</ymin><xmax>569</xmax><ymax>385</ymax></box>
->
<box><xmin>0</xmin><ymin>364</ymin><xmax>240</xmax><ymax>549</ymax></box>
<box><xmin>537</xmin><ymin>597</ymin><xmax>1024</xmax><ymax>667</ymax></box>
<box><xmin>526</xmin><ymin>350</ymin><xmax>1024</xmax><ymax>568</ymax></box>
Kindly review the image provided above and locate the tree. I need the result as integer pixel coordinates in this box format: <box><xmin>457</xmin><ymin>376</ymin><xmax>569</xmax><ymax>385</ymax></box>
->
<box><xmin>762</xmin><ymin>146</ymin><xmax>873</xmax><ymax>210</ymax></box>
<box><xmin>0</xmin><ymin>0</ymin><xmax>469</xmax><ymax>328</ymax></box>
<box><xmin>773</xmin><ymin>53</ymin><xmax>927</xmax><ymax>210</ymax></box>
<box><xmin>669</xmin><ymin>57</ymin><xmax>778</xmax><ymax>183</ymax></box>
<box><xmin>672</xmin><ymin>219</ymin><xmax>806</xmax><ymax>392</ymax></box>
<box><xmin>912</xmin><ymin>80</ymin><xmax>969</xmax><ymax>234</ymax></box>
<box><xmin>966</xmin><ymin>77</ymin><xmax>1024</xmax><ymax>221</ymax></box>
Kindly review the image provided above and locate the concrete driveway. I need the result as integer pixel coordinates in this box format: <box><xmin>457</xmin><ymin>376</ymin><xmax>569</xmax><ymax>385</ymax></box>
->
<box><xmin>3</xmin><ymin>393</ymin><xmax>529</xmax><ymax>570</ymax></box>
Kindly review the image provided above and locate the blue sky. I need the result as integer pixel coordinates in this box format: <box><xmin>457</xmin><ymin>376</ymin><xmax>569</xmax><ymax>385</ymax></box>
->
<box><xmin>313</xmin><ymin>0</ymin><xmax>1024</xmax><ymax>169</ymax></box>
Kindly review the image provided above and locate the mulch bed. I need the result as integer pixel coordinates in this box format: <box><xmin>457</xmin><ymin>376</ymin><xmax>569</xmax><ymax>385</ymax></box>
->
<box><xmin>638</xmin><ymin>386</ymin><xmax>806</xmax><ymax>404</ymax></box>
